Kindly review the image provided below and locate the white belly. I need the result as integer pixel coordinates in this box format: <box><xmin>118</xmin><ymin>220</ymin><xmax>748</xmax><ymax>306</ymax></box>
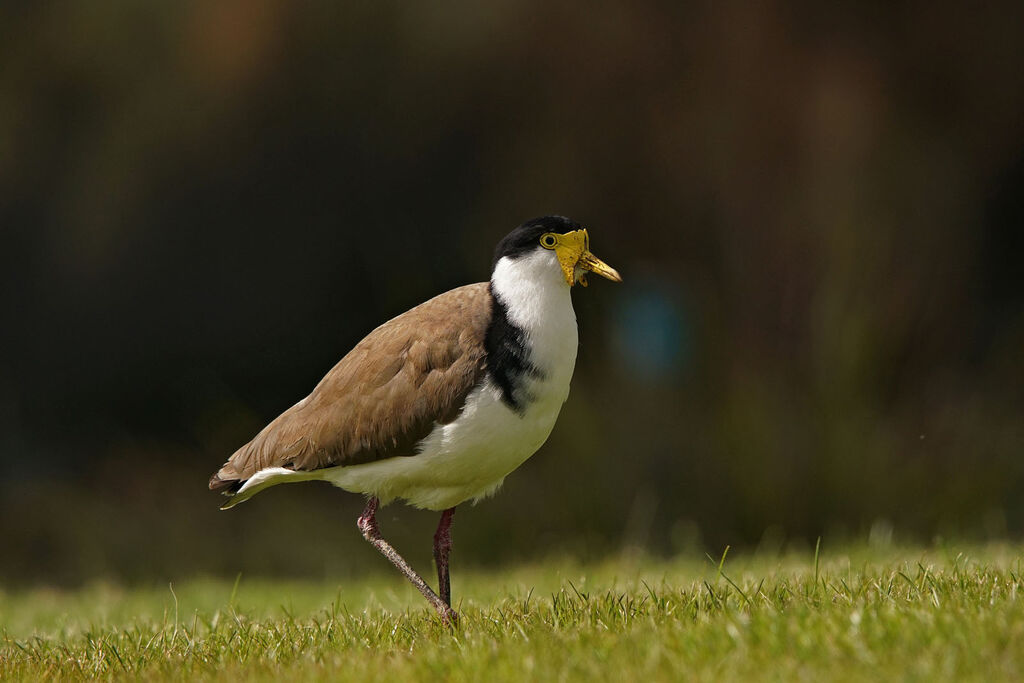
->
<box><xmin>321</xmin><ymin>366</ymin><xmax>573</xmax><ymax>510</ymax></box>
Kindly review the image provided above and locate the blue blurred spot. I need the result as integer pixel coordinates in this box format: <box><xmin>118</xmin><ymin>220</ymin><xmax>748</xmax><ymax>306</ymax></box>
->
<box><xmin>611</xmin><ymin>280</ymin><xmax>691</xmax><ymax>383</ymax></box>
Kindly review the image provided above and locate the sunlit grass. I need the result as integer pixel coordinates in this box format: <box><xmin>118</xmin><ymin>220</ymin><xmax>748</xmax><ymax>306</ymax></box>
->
<box><xmin>3</xmin><ymin>542</ymin><xmax>1024</xmax><ymax>681</ymax></box>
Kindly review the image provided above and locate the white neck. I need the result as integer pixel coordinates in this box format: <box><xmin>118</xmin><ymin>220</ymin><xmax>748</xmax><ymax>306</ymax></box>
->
<box><xmin>491</xmin><ymin>251</ymin><xmax>573</xmax><ymax>327</ymax></box>
<box><xmin>490</xmin><ymin>250</ymin><xmax>579</xmax><ymax>376</ymax></box>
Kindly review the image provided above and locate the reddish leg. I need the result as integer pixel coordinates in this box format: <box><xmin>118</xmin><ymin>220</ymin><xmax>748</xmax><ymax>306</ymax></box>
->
<box><xmin>433</xmin><ymin>507</ymin><xmax>456</xmax><ymax>607</ymax></box>
<box><xmin>356</xmin><ymin>497</ymin><xmax>457</xmax><ymax>624</ymax></box>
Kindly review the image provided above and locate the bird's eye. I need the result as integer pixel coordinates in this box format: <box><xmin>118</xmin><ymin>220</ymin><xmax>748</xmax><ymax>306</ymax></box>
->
<box><xmin>540</xmin><ymin>233</ymin><xmax>558</xmax><ymax>249</ymax></box>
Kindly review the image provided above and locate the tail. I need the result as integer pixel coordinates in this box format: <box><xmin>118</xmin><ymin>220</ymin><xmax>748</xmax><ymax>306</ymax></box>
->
<box><xmin>209</xmin><ymin>408</ymin><xmax>321</xmax><ymax>509</ymax></box>
<box><xmin>209</xmin><ymin>469</ymin><xmax>246</xmax><ymax>510</ymax></box>
<box><xmin>209</xmin><ymin>472</ymin><xmax>243</xmax><ymax>494</ymax></box>
<box><xmin>209</xmin><ymin>465</ymin><xmax>316</xmax><ymax>509</ymax></box>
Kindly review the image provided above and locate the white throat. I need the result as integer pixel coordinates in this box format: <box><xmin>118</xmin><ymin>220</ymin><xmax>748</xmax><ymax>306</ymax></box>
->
<box><xmin>490</xmin><ymin>250</ymin><xmax>579</xmax><ymax>377</ymax></box>
<box><xmin>491</xmin><ymin>250</ymin><xmax>572</xmax><ymax>328</ymax></box>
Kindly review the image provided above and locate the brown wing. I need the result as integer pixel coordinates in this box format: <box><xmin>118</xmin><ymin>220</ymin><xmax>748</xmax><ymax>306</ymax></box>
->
<box><xmin>209</xmin><ymin>282</ymin><xmax>492</xmax><ymax>492</ymax></box>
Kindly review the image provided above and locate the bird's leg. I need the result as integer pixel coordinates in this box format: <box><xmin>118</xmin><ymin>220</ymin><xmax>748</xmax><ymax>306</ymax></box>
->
<box><xmin>433</xmin><ymin>507</ymin><xmax>456</xmax><ymax>607</ymax></box>
<box><xmin>356</xmin><ymin>497</ymin><xmax>457</xmax><ymax>624</ymax></box>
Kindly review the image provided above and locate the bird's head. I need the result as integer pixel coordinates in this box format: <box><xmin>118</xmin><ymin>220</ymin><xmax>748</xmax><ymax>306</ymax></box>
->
<box><xmin>492</xmin><ymin>216</ymin><xmax>622</xmax><ymax>288</ymax></box>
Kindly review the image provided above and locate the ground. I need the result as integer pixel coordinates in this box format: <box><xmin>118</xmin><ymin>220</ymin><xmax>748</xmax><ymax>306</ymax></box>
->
<box><xmin>3</xmin><ymin>542</ymin><xmax>1024</xmax><ymax>681</ymax></box>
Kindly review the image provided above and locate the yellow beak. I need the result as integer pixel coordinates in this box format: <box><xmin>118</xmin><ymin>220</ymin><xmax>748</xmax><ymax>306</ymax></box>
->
<box><xmin>552</xmin><ymin>229</ymin><xmax>622</xmax><ymax>287</ymax></box>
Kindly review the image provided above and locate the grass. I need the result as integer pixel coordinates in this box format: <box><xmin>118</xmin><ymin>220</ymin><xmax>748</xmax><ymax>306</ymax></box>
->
<box><xmin>3</xmin><ymin>542</ymin><xmax>1024</xmax><ymax>681</ymax></box>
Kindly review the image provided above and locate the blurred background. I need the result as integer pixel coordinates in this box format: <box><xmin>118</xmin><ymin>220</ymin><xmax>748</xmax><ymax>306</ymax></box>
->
<box><xmin>2</xmin><ymin>1</ymin><xmax>1023</xmax><ymax>585</ymax></box>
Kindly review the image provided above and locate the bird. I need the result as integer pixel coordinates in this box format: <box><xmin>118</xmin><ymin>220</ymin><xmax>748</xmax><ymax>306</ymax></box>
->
<box><xmin>208</xmin><ymin>215</ymin><xmax>621</xmax><ymax>623</ymax></box>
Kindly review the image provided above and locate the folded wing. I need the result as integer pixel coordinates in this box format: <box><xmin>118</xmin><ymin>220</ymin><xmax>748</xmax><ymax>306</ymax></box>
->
<box><xmin>209</xmin><ymin>283</ymin><xmax>492</xmax><ymax>494</ymax></box>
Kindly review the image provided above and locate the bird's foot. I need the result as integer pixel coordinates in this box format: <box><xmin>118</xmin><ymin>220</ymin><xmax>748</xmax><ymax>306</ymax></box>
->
<box><xmin>437</xmin><ymin>603</ymin><xmax>459</xmax><ymax>628</ymax></box>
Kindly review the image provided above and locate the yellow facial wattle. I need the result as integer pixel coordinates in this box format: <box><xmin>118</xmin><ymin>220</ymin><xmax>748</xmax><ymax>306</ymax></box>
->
<box><xmin>540</xmin><ymin>229</ymin><xmax>622</xmax><ymax>287</ymax></box>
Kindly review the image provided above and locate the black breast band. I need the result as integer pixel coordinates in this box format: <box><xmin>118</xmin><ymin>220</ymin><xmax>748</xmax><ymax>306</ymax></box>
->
<box><xmin>484</xmin><ymin>285</ymin><xmax>542</xmax><ymax>413</ymax></box>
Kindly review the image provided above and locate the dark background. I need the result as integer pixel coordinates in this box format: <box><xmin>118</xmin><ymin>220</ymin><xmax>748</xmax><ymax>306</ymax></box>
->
<box><xmin>2</xmin><ymin>1</ymin><xmax>1023</xmax><ymax>584</ymax></box>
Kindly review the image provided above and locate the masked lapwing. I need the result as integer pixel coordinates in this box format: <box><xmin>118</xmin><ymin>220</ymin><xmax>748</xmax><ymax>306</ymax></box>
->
<box><xmin>209</xmin><ymin>216</ymin><xmax>621</xmax><ymax>623</ymax></box>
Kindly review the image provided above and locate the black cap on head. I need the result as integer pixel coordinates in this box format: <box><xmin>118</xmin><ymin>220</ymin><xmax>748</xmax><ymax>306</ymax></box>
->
<box><xmin>493</xmin><ymin>216</ymin><xmax>581</xmax><ymax>267</ymax></box>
